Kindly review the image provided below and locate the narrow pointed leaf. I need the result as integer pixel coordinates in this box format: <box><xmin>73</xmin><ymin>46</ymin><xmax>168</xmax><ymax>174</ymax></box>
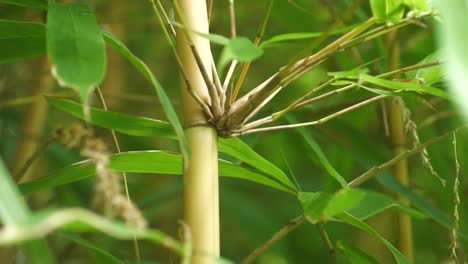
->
<box><xmin>49</xmin><ymin>98</ymin><xmax>295</xmax><ymax>191</ymax></box>
<box><xmin>337</xmin><ymin>240</ymin><xmax>379</xmax><ymax>264</ymax></box>
<box><xmin>102</xmin><ymin>30</ymin><xmax>189</xmax><ymax>159</ymax></box>
<box><xmin>338</xmin><ymin>212</ymin><xmax>409</xmax><ymax>264</ymax></box>
<box><xmin>0</xmin><ymin>20</ymin><xmax>46</xmax><ymax>63</ymax></box>
<box><xmin>19</xmin><ymin>151</ymin><xmax>295</xmax><ymax>195</ymax></box>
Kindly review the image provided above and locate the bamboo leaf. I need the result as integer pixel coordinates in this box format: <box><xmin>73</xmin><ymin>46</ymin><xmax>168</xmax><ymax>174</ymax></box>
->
<box><xmin>19</xmin><ymin>151</ymin><xmax>295</xmax><ymax>195</ymax></box>
<box><xmin>48</xmin><ymin>98</ymin><xmax>175</xmax><ymax>138</ymax></box>
<box><xmin>435</xmin><ymin>0</ymin><xmax>468</xmax><ymax>117</ymax></box>
<box><xmin>49</xmin><ymin>98</ymin><xmax>295</xmax><ymax>191</ymax></box>
<box><xmin>102</xmin><ymin>30</ymin><xmax>189</xmax><ymax>159</ymax></box>
<box><xmin>298</xmin><ymin>189</ymin><xmax>365</xmax><ymax>222</ymax></box>
<box><xmin>0</xmin><ymin>0</ymin><xmax>47</xmax><ymax>9</ymax></box>
<box><xmin>47</xmin><ymin>3</ymin><xmax>107</xmax><ymax>102</ymax></box>
<box><xmin>0</xmin><ymin>160</ymin><xmax>54</xmax><ymax>263</ymax></box>
<box><xmin>361</xmin><ymin>74</ymin><xmax>451</xmax><ymax>99</ymax></box>
<box><xmin>218</xmin><ymin>137</ymin><xmax>297</xmax><ymax>191</ymax></box>
<box><xmin>58</xmin><ymin>232</ymin><xmax>124</xmax><ymax>264</ymax></box>
<box><xmin>0</xmin><ymin>20</ymin><xmax>46</xmax><ymax>63</ymax></box>
<box><xmin>403</xmin><ymin>0</ymin><xmax>428</xmax><ymax>11</ymax></box>
<box><xmin>370</xmin><ymin>0</ymin><xmax>405</xmax><ymax>23</ymax></box>
<box><xmin>338</xmin><ymin>212</ymin><xmax>409</xmax><ymax>264</ymax></box>
<box><xmin>347</xmin><ymin>189</ymin><xmax>426</xmax><ymax>220</ymax></box>
<box><xmin>228</xmin><ymin>37</ymin><xmax>263</xmax><ymax>62</ymax></box>
<box><xmin>0</xmin><ymin>208</ymin><xmax>184</xmax><ymax>255</ymax></box>
<box><xmin>337</xmin><ymin>240</ymin><xmax>379</xmax><ymax>264</ymax></box>
<box><xmin>294</xmin><ymin>123</ymin><xmax>348</xmax><ymax>187</ymax></box>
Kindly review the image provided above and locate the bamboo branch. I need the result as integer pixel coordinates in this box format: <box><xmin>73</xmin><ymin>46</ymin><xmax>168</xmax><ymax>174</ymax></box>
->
<box><xmin>240</xmin><ymin>214</ymin><xmax>307</xmax><ymax>264</ymax></box>
<box><xmin>229</xmin><ymin>0</ymin><xmax>274</xmax><ymax>104</ymax></box>
<box><xmin>231</xmin><ymin>95</ymin><xmax>386</xmax><ymax>136</ymax></box>
<box><xmin>317</xmin><ymin>222</ymin><xmax>337</xmax><ymax>264</ymax></box>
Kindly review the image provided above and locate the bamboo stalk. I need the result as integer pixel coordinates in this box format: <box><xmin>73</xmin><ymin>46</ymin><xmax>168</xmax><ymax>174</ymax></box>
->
<box><xmin>176</xmin><ymin>1</ymin><xmax>219</xmax><ymax>263</ymax></box>
<box><xmin>385</xmin><ymin>30</ymin><xmax>414</xmax><ymax>262</ymax></box>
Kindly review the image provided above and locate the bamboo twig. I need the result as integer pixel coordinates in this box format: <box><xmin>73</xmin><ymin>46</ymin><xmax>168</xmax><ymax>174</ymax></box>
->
<box><xmin>95</xmin><ymin>87</ymin><xmax>142</xmax><ymax>263</ymax></box>
<box><xmin>231</xmin><ymin>95</ymin><xmax>386</xmax><ymax>136</ymax></box>
<box><xmin>317</xmin><ymin>223</ymin><xmax>337</xmax><ymax>264</ymax></box>
<box><xmin>229</xmin><ymin>0</ymin><xmax>274</xmax><ymax>104</ymax></box>
<box><xmin>240</xmin><ymin>214</ymin><xmax>307</xmax><ymax>264</ymax></box>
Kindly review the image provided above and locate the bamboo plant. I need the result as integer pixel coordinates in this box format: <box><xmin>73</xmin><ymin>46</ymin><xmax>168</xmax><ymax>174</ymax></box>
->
<box><xmin>0</xmin><ymin>0</ymin><xmax>467</xmax><ymax>263</ymax></box>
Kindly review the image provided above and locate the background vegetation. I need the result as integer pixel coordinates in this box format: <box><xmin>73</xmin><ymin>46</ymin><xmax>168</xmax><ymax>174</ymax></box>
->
<box><xmin>0</xmin><ymin>0</ymin><xmax>466</xmax><ymax>263</ymax></box>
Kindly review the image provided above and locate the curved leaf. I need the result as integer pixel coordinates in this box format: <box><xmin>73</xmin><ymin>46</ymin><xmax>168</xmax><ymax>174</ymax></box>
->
<box><xmin>49</xmin><ymin>98</ymin><xmax>295</xmax><ymax>192</ymax></box>
<box><xmin>19</xmin><ymin>151</ymin><xmax>295</xmax><ymax>195</ymax></box>
<box><xmin>102</xmin><ymin>30</ymin><xmax>189</xmax><ymax>159</ymax></box>
<box><xmin>337</xmin><ymin>240</ymin><xmax>379</xmax><ymax>264</ymax></box>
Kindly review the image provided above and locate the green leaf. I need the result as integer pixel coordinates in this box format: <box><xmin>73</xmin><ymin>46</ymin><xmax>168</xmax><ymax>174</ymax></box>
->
<box><xmin>361</xmin><ymin>74</ymin><xmax>451</xmax><ymax>100</ymax></box>
<box><xmin>0</xmin><ymin>160</ymin><xmax>54</xmax><ymax>263</ymax></box>
<box><xmin>19</xmin><ymin>151</ymin><xmax>295</xmax><ymax>195</ymax></box>
<box><xmin>228</xmin><ymin>37</ymin><xmax>263</xmax><ymax>62</ymax></box>
<box><xmin>403</xmin><ymin>0</ymin><xmax>428</xmax><ymax>11</ymax></box>
<box><xmin>49</xmin><ymin>98</ymin><xmax>175</xmax><ymax>139</ymax></box>
<box><xmin>259</xmin><ymin>23</ymin><xmax>360</xmax><ymax>48</ymax></box>
<box><xmin>102</xmin><ymin>30</ymin><xmax>189</xmax><ymax>160</ymax></box>
<box><xmin>338</xmin><ymin>212</ymin><xmax>409</xmax><ymax>264</ymax></box>
<box><xmin>192</xmin><ymin>31</ymin><xmax>230</xmax><ymax>45</ymax></box>
<box><xmin>294</xmin><ymin>122</ymin><xmax>347</xmax><ymax>187</ymax></box>
<box><xmin>218</xmin><ymin>37</ymin><xmax>263</xmax><ymax>72</ymax></box>
<box><xmin>435</xmin><ymin>0</ymin><xmax>468</xmax><ymax>117</ymax></box>
<box><xmin>0</xmin><ymin>0</ymin><xmax>47</xmax><ymax>9</ymax></box>
<box><xmin>49</xmin><ymin>98</ymin><xmax>295</xmax><ymax>192</ymax></box>
<box><xmin>0</xmin><ymin>208</ymin><xmax>184</xmax><ymax>255</ymax></box>
<box><xmin>413</xmin><ymin>55</ymin><xmax>442</xmax><ymax>85</ymax></box>
<box><xmin>337</xmin><ymin>240</ymin><xmax>379</xmax><ymax>264</ymax></box>
<box><xmin>347</xmin><ymin>190</ymin><xmax>426</xmax><ymax>220</ymax></box>
<box><xmin>298</xmin><ymin>189</ymin><xmax>365</xmax><ymax>222</ymax></box>
<box><xmin>218</xmin><ymin>137</ymin><xmax>296</xmax><ymax>191</ymax></box>
<box><xmin>47</xmin><ymin>3</ymin><xmax>106</xmax><ymax>102</ymax></box>
<box><xmin>58</xmin><ymin>232</ymin><xmax>124</xmax><ymax>264</ymax></box>
<box><xmin>0</xmin><ymin>20</ymin><xmax>46</xmax><ymax>63</ymax></box>
<box><xmin>370</xmin><ymin>0</ymin><xmax>405</xmax><ymax>23</ymax></box>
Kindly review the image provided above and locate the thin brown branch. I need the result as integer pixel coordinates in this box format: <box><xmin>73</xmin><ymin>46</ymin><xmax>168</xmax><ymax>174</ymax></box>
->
<box><xmin>240</xmin><ymin>214</ymin><xmax>307</xmax><ymax>264</ymax></box>
<box><xmin>14</xmin><ymin>138</ymin><xmax>53</xmax><ymax>182</ymax></box>
<box><xmin>348</xmin><ymin>126</ymin><xmax>466</xmax><ymax>187</ymax></box>
<box><xmin>317</xmin><ymin>223</ymin><xmax>337</xmax><ymax>264</ymax></box>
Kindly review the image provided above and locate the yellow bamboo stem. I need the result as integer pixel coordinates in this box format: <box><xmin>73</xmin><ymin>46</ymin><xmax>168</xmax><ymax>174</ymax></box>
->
<box><xmin>176</xmin><ymin>1</ymin><xmax>219</xmax><ymax>263</ymax></box>
<box><xmin>385</xmin><ymin>31</ymin><xmax>414</xmax><ymax>262</ymax></box>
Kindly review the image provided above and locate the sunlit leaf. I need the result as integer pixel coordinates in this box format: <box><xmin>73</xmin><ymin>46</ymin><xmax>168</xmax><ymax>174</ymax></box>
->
<box><xmin>403</xmin><ymin>0</ymin><xmax>428</xmax><ymax>11</ymax></box>
<box><xmin>47</xmin><ymin>3</ymin><xmax>106</xmax><ymax>102</ymax></box>
<box><xmin>0</xmin><ymin>20</ymin><xmax>46</xmax><ymax>63</ymax></box>
<box><xmin>370</xmin><ymin>0</ymin><xmax>405</xmax><ymax>23</ymax></box>
<box><xmin>338</xmin><ymin>212</ymin><xmax>409</xmax><ymax>264</ymax></box>
<box><xmin>19</xmin><ymin>151</ymin><xmax>295</xmax><ymax>195</ymax></box>
<box><xmin>298</xmin><ymin>189</ymin><xmax>365</xmax><ymax>222</ymax></box>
